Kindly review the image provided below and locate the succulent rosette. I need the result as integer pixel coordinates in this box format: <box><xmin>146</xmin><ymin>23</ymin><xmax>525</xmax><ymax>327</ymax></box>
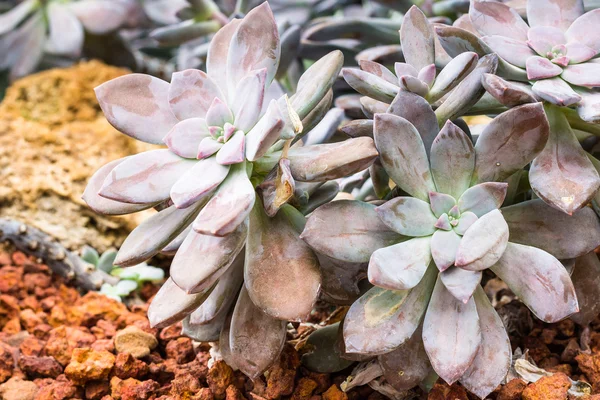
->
<box><xmin>0</xmin><ymin>0</ymin><xmax>137</xmax><ymax>80</ymax></box>
<box><xmin>301</xmin><ymin>97</ymin><xmax>600</xmax><ymax>397</ymax></box>
<box><xmin>83</xmin><ymin>3</ymin><xmax>379</xmax><ymax>379</ymax></box>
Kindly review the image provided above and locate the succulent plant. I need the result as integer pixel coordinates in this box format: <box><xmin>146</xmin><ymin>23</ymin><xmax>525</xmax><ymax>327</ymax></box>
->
<box><xmin>84</xmin><ymin>3</ymin><xmax>379</xmax><ymax>378</ymax></box>
<box><xmin>301</xmin><ymin>99</ymin><xmax>600</xmax><ymax>397</ymax></box>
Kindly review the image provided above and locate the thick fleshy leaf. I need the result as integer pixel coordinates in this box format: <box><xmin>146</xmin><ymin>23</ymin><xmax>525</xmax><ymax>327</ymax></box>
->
<box><xmin>114</xmin><ymin>202</ymin><xmax>204</xmax><ymax>267</ymax></box>
<box><xmin>422</xmin><ymin>276</ymin><xmax>481</xmax><ymax>384</ymax></box>
<box><xmin>527</xmin><ymin>26</ymin><xmax>566</xmax><ymax>56</ymax></box>
<box><xmin>95</xmin><ymin>75</ymin><xmax>178</xmax><ymax>144</ymax></box>
<box><xmin>99</xmin><ymin>150</ymin><xmax>196</xmax><ymax>204</ymax></box>
<box><xmin>360</xmin><ymin>97</ymin><xmax>389</xmax><ymax>118</ymax></box>
<box><xmin>170</xmin><ymin>157</ymin><xmax>230</xmax><ymax>209</ymax></box>
<box><xmin>460</xmin><ymin>286</ymin><xmax>512</xmax><ymax>399</ymax></box>
<box><xmin>434</xmin><ymin>25</ymin><xmax>488</xmax><ymax>58</ymax></box>
<box><xmin>206</xmin><ymin>19</ymin><xmax>241</xmax><ymax>96</ymax></box>
<box><xmin>340</xmin><ymin>119</ymin><xmax>373</xmax><ymax>138</ymax></box>
<box><xmin>566</xmin><ymin>9</ymin><xmax>600</xmax><ymax>52</ymax></box>
<box><xmin>527</xmin><ymin>0</ymin><xmax>583</xmax><ymax>30</ymax></box>
<box><xmin>205</xmin><ymin>97</ymin><xmax>234</xmax><ymax>127</ymax></box>
<box><xmin>226</xmin><ymin>3</ymin><xmax>280</xmax><ymax>95</ymax></box>
<box><xmin>400</xmin><ymin>6</ymin><xmax>435</xmax><ymax>71</ymax></box>
<box><xmin>457</xmin><ymin>182</ymin><xmax>508</xmax><ymax>217</ymax></box>
<box><xmin>373</xmin><ymin>113</ymin><xmax>435</xmax><ymax>201</ymax></box>
<box><xmin>83</xmin><ymin>158</ymin><xmax>156</xmax><ymax>215</ymax></box>
<box><xmin>229</xmin><ymin>287</ymin><xmax>287</xmax><ymax>379</ymax></box>
<box><xmin>531</xmin><ymin>77</ymin><xmax>581</xmax><ymax>106</ymax></box>
<box><xmin>286</xmin><ymin>137</ymin><xmax>378</xmax><ymax>182</ymax></box>
<box><xmin>197</xmin><ymin>137</ymin><xmax>222</xmax><ymax>159</ymax></box>
<box><xmin>430</xmin><ymin>229</ymin><xmax>461</xmax><ymax>272</ymax></box>
<box><xmin>491</xmin><ymin>243</ymin><xmax>578</xmax><ymax>322</ymax></box>
<box><xmin>429</xmin><ymin>52</ymin><xmax>478</xmax><ymax>102</ymax></box>
<box><xmin>399</xmin><ymin>75</ymin><xmax>429</xmax><ymax>97</ymax></box>
<box><xmin>502</xmin><ymin>199</ymin><xmax>600</xmax><ymax>259</ymax></box>
<box><xmin>454</xmin><ymin>211</ymin><xmax>478</xmax><ymax>235</ymax></box>
<box><xmin>368</xmin><ymin>237</ymin><xmax>432</xmax><ymax>290</ymax></box>
<box><xmin>163</xmin><ymin>118</ymin><xmax>210</xmax><ymax>159</ymax></box>
<box><xmin>150</xmin><ymin>20</ymin><xmax>220</xmax><ymax>47</ymax></box>
<box><xmin>168</xmin><ymin>69</ymin><xmax>225</xmax><ymax>120</ymax></box>
<box><xmin>343</xmin><ymin>68</ymin><xmax>399</xmax><ymax>103</ymax></box>
<box><xmin>302</xmin><ymin>323</ymin><xmax>354</xmax><ymax>373</ymax></box>
<box><xmin>481</xmin><ymin>73</ymin><xmax>537</xmax><ymax>107</ymax></box>
<box><xmin>231</xmin><ymin>69</ymin><xmax>267</xmax><ymax>132</ymax></box>
<box><xmin>526</xmin><ymin>56</ymin><xmax>563</xmax><ymax>80</ymax></box>
<box><xmin>170</xmin><ymin>221</ymin><xmax>247</xmax><ymax>294</ymax></box>
<box><xmin>430</xmin><ymin>121</ymin><xmax>474</xmax><ymax>199</ymax></box>
<box><xmin>375</xmin><ymin>197</ymin><xmax>437</xmax><ymax>236</ymax></box>
<box><xmin>440</xmin><ymin>267</ymin><xmax>481</xmax><ymax>303</ymax></box>
<box><xmin>566</xmin><ymin>42</ymin><xmax>596</xmax><ymax>64</ymax></box>
<box><xmin>530</xmin><ymin>104</ymin><xmax>600</xmax><ymax>214</ymax></box>
<box><xmin>67</xmin><ymin>0</ymin><xmax>128</xmax><ymax>34</ymax></box>
<box><xmin>301</xmin><ymin>200</ymin><xmax>404</xmax><ymax>263</ymax></box>
<box><xmin>245</xmin><ymin>202</ymin><xmax>320</xmax><ymax>321</ymax></box>
<box><xmin>343</xmin><ymin>265</ymin><xmax>436</xmax><ymax>354</ymax></box>
<box><xmin>577</xmin><ymin>91</ymin><xmax>600</xmax><ymax>123</ymax></box>
<box><xmin>394</xmin><ymin>62</ymin><xmax>418</xmax><ymax>78</ymax></box>
<box><xmin>429</xmin><ymin>192</ymin><xmax>457</xmax><ymax>218</ymax></box>
<box><xmin>182</xmin><ymin>310</ymin><xmax>226</xmax><ymax>342</ymax></box>
<box><xmin>418</xmin><ymin>64</ymin><xmax>436</xmax><ymax>87</ymax></box>
<box><xmin>455</xmin><ymin>210</ymin><xmax>509</xmax><ymax>271</ymax></box>
<box><xmin>468</xmin><ymin>0</ymin><xmax>529</xmax><ymax>41</ymax></box>
<box><xmin>0</xmin><ymin>0</ymin><xmax>34</xmax><ymax>36</ymax></box>
<box><xmin>245</xmin><ymin>100</ymin><xmax>284</xmax><ymax>161</ymax></box>
<box><xmin>570</xmin><ymin>252</ymin><xmax>600</xmax><ymax>326</ymax></box>
<box><xmin>561</xmin><ymin>63</ymin><xmax>600</xmax><ymax>88</ymax></box>
<box><xmin>473</xmin><ymin>103</ymin><xmax>549</xmax><ymax>183</ymax></box>
<box><xmin>46</xmin><ymin>3</ymin><xmax>83</xmax><ymax>57</ymax></box>
<box><xmin>378</xmin><ymin>325</ymin><xmax>431</xmax><ymax>391</ymax></box>
<box><xmin>193</xmin><ymin>163</ymin><xmax>254</xmax><ymax>236</ymax></box>
<box><xmin>161</xmin><ymin>225</ymin><xmax>191</xmax><ymax>255</ymax></box>
<box><xmin>387</xmin><ymin>91</ymin><xmax>439</xmax><ymax>154</ymax></box>
<box><xmin>295</xmin><ymin>182</ymin><xmax>340</xmax><ymax>216</ymax></box>
<box><xmin>216</xmin><ymin>131</ymin><xmax>245</xmax><ymax>165</ymax></box>
<box><xmin>359</xmin><ymin>60</ymin><xmax>398</xmax><ymax>85</ymax></box>
<box><xmin>481</xmin><ymin>35</ymin><xmax>533</xmax><ymax>68</ymax></box>
<box><xmin>2</xmin><ymin>11</ymin><xmax>44</xmax><ymax>80</ymax></box>
<box><xmin>148</xmin><ymin>278</ymin><xmax>214</xmax><ymax>329</ymax></box>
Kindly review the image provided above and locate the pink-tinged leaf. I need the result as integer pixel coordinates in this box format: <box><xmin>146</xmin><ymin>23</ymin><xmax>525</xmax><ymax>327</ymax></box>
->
<box><xmin>530</xmin><ymin>104</ymin><xmax>600</xmax><ymax>214</ymax></box>
<box><xmin>231</xmin><ymin>69</ymin><xmax>267</xmax><ymax>132</ymax></box>
<box><xmin>67</xmin><ymin>0</ymin><xmax>128</xmax><ymax>34</ymax></box>
<box><xmin>566</xmin><ymin>9</ymin><xmax>600</xmax><ymax>52</ymax></box>
<box><xmin>197</xmin><ymin>137</ymin><xmax>223</xmax><ymax>159</ymax></box>
<box><xmin>531</xmin><ymin>77</ymin><xmax>581</xmax><ymax>106</ymax></box>
<box><xmin>375</xmin><ymin>197</ymin><xmax>437</xmax><ymax>236</ymax></box>
<box><xmin>245</xmin><ymin>202</ymin><xmax>320</xmax><ymax>321</ymax></box>
<box><xmin>170</xmin><ymin>221</ymin><xmax>247</xmax><ymax>294</ymax></box>
<box><xmin>378</xmin><ymin>325</ymin><xmax>432</xmax><ymax>391</ymax></box>
<box><xmin>317</xmin><ymin>254</ymin><xmax>366</xmax><ymax>306</ymax></box>
<box><xmin>359</xmin><ymin>60</ymin><xmax>398</xmax><ymax>85</ymax></box>
<box><xmin>115</xmin><ymin>202</ymin><xmax>204</xmax><ymax>267</ymax></box>
<box><xmin>342</xmin><ymin>68</ymin><xmax>399</xmax><ymax>103</ymax></box>
<box><xmin>245</xmin><ymin>100</ymin><xmax>284</xmax><ymax>161</ymax></box>
<box><xmin>394</xmin><ymin>62</ymin><xmax>418</xmax><ymax>78</ymax></box>
<box><xmin>453</xmin><ymin>14</ymin><xmax>479</xmax><ymax>35</ymax></box>
<box><xmin>387</xmin><ymin>91</ymin><xmax>439</xmax><ymax>154</ymax></box>
<box><xmin>473</xmin><ymin>103</ymin><xmax>549</xmax><ymax>183</ymax></box>
<box><xmin>99</xmin><ymin>149</ymin><xmax>196</xmax><ymax>204</ymax></box>
<box><xmin>95</xmin><ymin>74</ymin><xmax>178</xmax><ymax>144</ymax></box>
<box><xmin>0</xmin><ymin>0</ymin><xmax>34</xmax><ymax>35</ymax></box>
<box><xmin>455</xmin><ymin>210</ymin><xmax>509</xmax><ymax>271</ymax></box>
<box><xmin>502</xmin><ymin>198</ymin><xmax>600</xmax><ymax>259</ymax></box>
<box><xmin>434</xmin><ymin>25</ymin><xmax>488</xmax><ymax>58</ymax></box>
<box><xmin>468</xmin><ymin>0</ymin><xmax>529</xmax><ymax>41</ymax></box>
<box><xmin>148</xmin><ymin>278</ymin><xmax>214</xmax><ymax>329</ymax></box>
<box><xmin>460</xmin><ymin>286</ymin><xmax>512</xmax><ymax>399</ymax></box>
<box><xmin>561</xmin><ymin>63</ymin><xmax>600</xmax><ymax>87</ymax></box>
<box><xmin>457</xmin><ymin>182</ymin><xmax>508</xmax><ymax>217</ymax></box>
<box><xmin>168</xmin><ymin>69</ymin><xmax>226</xmax><ymax>120</ymax></box>
<box><xmin>527</xmin><ymin>26</ymin><xmax>566</xmax><ymax>56</ymax></box>
<box><xmin>429</xmin><ymin>192</ymin><xmax>457</xmax><ymax>218</ymax></box>
<box><xmin>301</xmin><ymin>200</ymin><xmax>404</xmax><ymax>263</ymax></box>
<box><xmin>430</xmin><ymin>121</ymin><xmax>475</xmax><ymax>200</ymax></box>
<box><xmin>229</xmin><ymin>287</ymin><xmax>287</xmax><ymax>379</ymax></box>
<box><xmin>207</xmin><ymin>19</ymin><xmax>241</xmax><ymax>96</ymax></box>
<box><xmin>205</xmin><ymin>97</ymin><xmax>234</xmax><ymax>127</ymax></box>
<box><xmin>435</xmin><ymin>213</ymin><xmax>452</xmax><ymax>231</ymax></box>
<box><xmin>343</xmin><ymin>265</ymin><xmax>436</xmax><ymax>354</ymax></box>
<box><xmin>431</xmin><ymin>229</ymin><xmax>461</xmax><ymax>271</ymax></box>
<box><xmin>566</xmin><ymin>42</ymin><xmax>596</xmax><ymax>64</ymax></box>
<box><xmin>226</xmin><ymin>3</ymin><xmax>280</xmax><ymax>96</ymax></box>
<box><xmin>83</xmin><ymin>158</ymin><xmax>157</xmax><ymax>215</ymax></box>
<box><xmin>577</xmin><ymin>90</ymin><xmax>600</xmax><ymax>123</ymax></box>
<box><xmin>527</xmin><ymin>0</ymin><xmax>583</xmax><ymax>30</ymax></box>
<box><xmin>481</xmin><ymin>73</ymin><xmax>537</xmax><ymax>107</ymax></box>
<box><xmin>526</xmin><ymin>56</ymin><xmax>563</xmax><ymax>80</ymax></box>
<box><xmin>360</xmin><ymin>97</ymin><xmax>388</xmax><ymax>118</ymax></box>
<box><xmin>418</xmin><ymin>64</ymin><xmax>436</xmax><ymax>87</ymax></box>
<box><xmin>45</xmin><ymin>3</ymin><xmax>83</xmax><ymax>57</ymax></box>
<box><xmin>454</xmin><ymin>211</ymin><xmax>478</xmax><ymax>235</ymax></box>
<box><xmin>286</xmin><ymin>137</ymin><xmax>378</xmax><ymax>182</ymax></box>
<box><xmin>429</xmin><ymin>52</ymin><xmax>478</xmax><ymax>102</ymax></box>
<box><xmin>481</xmin><ymin>35</ymin><xmax>534</xmax><ymax>68</ymax></box>
<box><xmin>399</xmin><ymin>75</ymin><xmax>429</xmax><ymax>97</ymax></box>
<box><xmin>193</xmin><ymin>163</ymin><xmax>255</xmax><ymax>236</ymax></box>
<box><xmin>440</xmin><ymin>266</ymin><xmax>481</xmax><ymax>303</ymax></box>
<box><xmin>368</xmin><ymin>237</ymin><xmax>432</xmax><ymax>291</ymax></box>
<box><xmin>216</xmin><ymin>131</ymin><xmax>245</xmax><ymax>165</ymax></box>
<box><xmin>422</xmin><ymin>276</ymin><xmax>481</xmax><ymax>384</ymax></box>
<box><xmin>161</xmin><ymin>225</ymin><xmax>191</xmax><ymax>255</ymax></box>
<box><xmin>374</xmin><ymin>113</ymin><xmax>435</xmax><ymax>201</ymax></box>
<box><xmin>491</xmin><ymin>242</ymin><xmax>578</xmax><ymax>322</ymax></box>
<box><xmin>570</xmin><ymin>252</ymin><xmax>600</xmax><ymax>326</ymax></box>
<box><xmin>170</xmin><ymin>157</ymin><xmax>230</xmax><ymax>209</ymax></box>
<box><xmin>400</xmin><ymin>6</ymin><xmax>435</xmax><ymax>71</ymax></box>
<box><xmin>2</xmin><ymin>12</ymin><xmax>44</xmax><ymax>80</ymax></box>
<box><xmin>183</xmin><ymin>309</ymin><xmax>227</xmax><ymax>342</ymax></box>
<box><xmin>163</xmin><ymin>118</ymin><xmax>210</xmax><ymax>159</ymax></box>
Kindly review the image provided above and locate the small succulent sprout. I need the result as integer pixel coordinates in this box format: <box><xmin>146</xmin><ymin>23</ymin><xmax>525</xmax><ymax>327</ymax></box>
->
<box><xmin>100</xmin><ymin>280</ymin><xmax>139</xmax><ymax>302</ymax></box>
<box><xmin>302</xmin><ymin>100</ymin><xmax>600</xmax><ymax>396</ymax></box>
